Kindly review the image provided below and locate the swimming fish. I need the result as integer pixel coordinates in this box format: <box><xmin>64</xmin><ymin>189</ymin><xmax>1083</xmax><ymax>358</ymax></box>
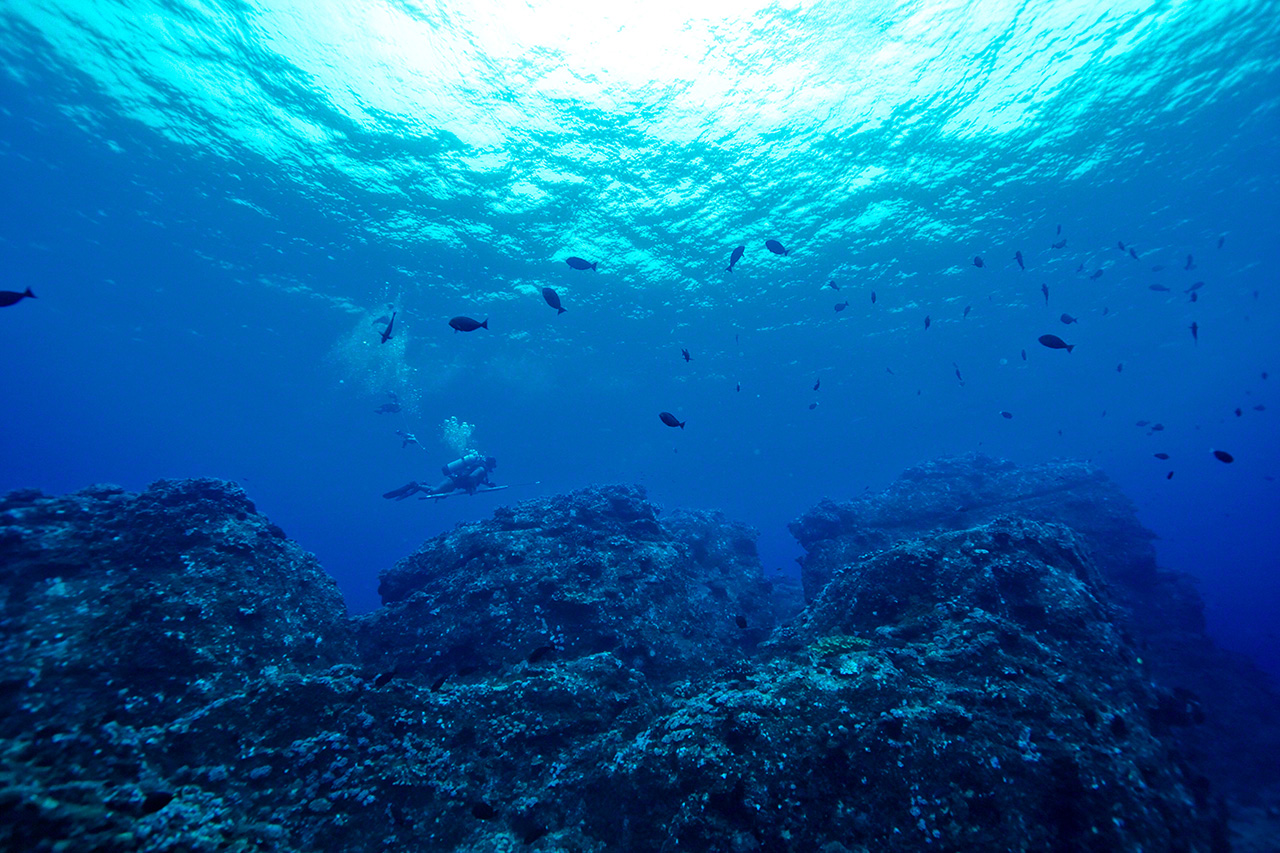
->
<box><xmin>1057</xmin><ymin>224</ymin><xmax>1062</xmax><ymax>235</ymax></box>
<box><xmin>682</xmin><ymin>348</ymin><xmax>691</xmax><ymax>362</ymax></box>
<box><xmin>380</xmin><ymin>311</ymin><xmax>396</xmax><ymax>343</ymax></box>
<box><xmin>1185</xmin><ymin>254</ymin><xmax>1195</xmax><ymax>270</ymax></box>
<box><xmin>1190</xmin><ymin>321</ymin><xmax>1198</xmax><ymax>343</ymax></box>
<box><xmin>813</xmin><ymin>378</ymin><xmax>820</xmax><ymax>391</ymax></box>
<box><xmin>1213</xmin><ymin>449</ymin><xmax>1234</xmax><ymax>463</ymax></box>
<box><xmin>1021</xmin><ymin>349</ymin><xmax>1027</xmax><ymax>361</ymax></box>
<box><xmin>808</xmin><ymin>402</ymin><xmax>817</xmax><ymax>410</ymax></box>
<box><xmin>736</xmin><ymin>383</ymin><xmax>741</xmax><ymax>392</ymax></box>
<box><xmin>871</xmin><ymin>291</ymin><xmax>877</xmax><ymax>304</ymax></box>
<box><xmin>1116</xmin><ymin>363</ymin><xmax>1123</xmax><ymax>373</ymax></box>
<box><xmin>1060</xmin><ymin>313</ymin><xmax>1078</xmax><ymax>324</ymax></box>
<box><xmin>1015</xmin><ymin>251</ymin><xmax>1025</xmax><ymax>270</ymax></box>
<box><xmin>963</xmin><ymin>305</ymin><xmax>971</xmax><ymax>318</ymax></box>
<box><xmin>659</xmin><ymin>411</ymin><xmax>685</xmax><ymax>429</ymax></box>
<box><xmin>1185</xmin><ymin>281</ymin><xmax>1204</xmax><ymax>293</ymax></box>
<box><xmin>1129</xmin><ymin>247</ymin><xmax>1139</xmax><ymax>260</ymax></box>
<box><xmin>1118</xmin><ymin>241</ymin><xmax>1126</xmax><ymax>251</ymax></box>
<box><xmin>1218</xmin><ymin>236</ymin><xmax>1225</xmax><ymax>249</ymax></box>
<box><xmin>375</xmin><ymin>403</ymin><xmax>401</xmax><ymax>414</ymax></box>
<box><xmin>449</xmin><ymin>316</ymin><xmax>488</xmax><ymax>332</ymax></box>
<box><xmin>828</xmin><ymin>279</ymin><xmax>839</xmax><ymax>290</ymax></box>
<box><xmin>765</xmin><ymin>239</ymin><xmax>789</xmax><ymax>256</ymax></box>
<box><xmin>973</xmin><ymin>256</ymin><xmax>984</xmax><ymax>268</ymax></box>
<box><xmin>542</xmin><ymin>287</ymin><xmax>566</xmax><ymax>314</ymax></box>
<box><xmin>1052</xmin><ymin>239</ymin><xmax>1067</xmax><ymax>249</ymax></box>
<box><xmin>1089</xmin><ymin>269</ymin><xmax>1104</xmax><ymax>280</ymax></box>
<box><xmin>1149</xmin><ymin>284</ymin><xmax>1171</xmax><ymax>292</ymax></box>
<box><xmin>734</xmin><ymin>615</ymin><xmax>748</xmax><ymax>629</ymax></box>
<box><xmin>1001</xmin><ymin>411</ymin><xmax>1013</xmax><ymax>419</ymax></box>
<box><xmin>0</xmin><ymin>287</ymin><xmax>36</xmax><ymax>308</ymax></box>
<box><xmin>1041</xmin><ymin>283</ymin><xmax>1049</xmax><ymax>304</ymax></box>
<box><xmin>835</xmin><ymin>301</ymin><xmax>849</xmax><ymax>312</ymax></box>
<box><xmin>727</xmin><ymin>245</ymin><xmax>745</xmax><ymax>272</ymax></box>
<box><xmin>1190</xmin><ymin>292</ymin><xmax>1198</xmax><ymax>302</ymax></box>
<box><xmin>1167</xmin><ymin>471</ymin><xmax>1175</xmax><ymax>480</ymax></box>
<box><xmin>1151</xmin><ymin>423</ymin><xmax>1165</xmax><ymax>431</ymax></box>
<box><xmin>1038</xmin><ymin>334</ymin><xmax>1074</xmax><ymax>353</ymax></box>
<box><xmin>1136</xmin><ymin>420</ymin><xmax>1150</xmax><ymax>426</ymax></box>
<box><xmin>566</xmin><ymin>256</ymin><xmax>598</xmax><ymax>271</ymax></box>
<box><xmin>924</xmin><ymin>315</ymin><xmax>931</xmax><ymax>330</ymax></box>
<box><xmin>1154</xmin><ymin>453</ymin><xmax>1170</xmax><ymax>460</ymax></box>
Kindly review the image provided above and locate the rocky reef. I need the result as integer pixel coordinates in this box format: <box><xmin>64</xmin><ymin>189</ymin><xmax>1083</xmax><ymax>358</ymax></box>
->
<box><xmin>1</xmin><ymin>459</ymin><xmax>1274</xmax><ymax>851</ymax></box>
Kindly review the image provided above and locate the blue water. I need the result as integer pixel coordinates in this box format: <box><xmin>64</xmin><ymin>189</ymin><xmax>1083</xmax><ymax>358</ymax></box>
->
<box><xmin>1</xmin><ymin>0</ymin><xmax>1277</xmax><ymax>671</ymax></box>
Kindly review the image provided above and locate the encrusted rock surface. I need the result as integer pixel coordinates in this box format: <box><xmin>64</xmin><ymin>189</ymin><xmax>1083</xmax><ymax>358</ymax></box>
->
<box><xmin>1</xmin><ymin>466</ymin><xmax>1271</xmax><ymax>851</ymax></box>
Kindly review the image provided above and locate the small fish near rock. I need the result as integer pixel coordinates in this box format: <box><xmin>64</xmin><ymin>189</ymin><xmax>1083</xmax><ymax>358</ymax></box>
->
<box><xmin>0</xmin><ymin>287</ymin><xmax>36</xmax><ymax>308</ymax></box>
<box><xmin>449</xmin><ymin>316</ymin><xmax>488</xmax><ymax>332</ymax></box>
<box><xmin>541</xmin><ymin>287</ymin><xmax>566</xmax><ymax>315</ymax></box>
<box><xmin>1038</xmin><ymin>334</ymin><xmax>1074</xmax><ymax>353</ymax></box>
<box><xmin>765</xmin><ymin>239</ymin><xmax>789</xmax><ymax>256</ymax></box>
<box><xmin>566</xmin><ymin>256</ymin><xmax>598</xmax><ymax>271</ymax></box>
<box><xmin>727</xmin><ymin>245</ymin><xmax>745</xmax><ymax>272</ymax></box>
<box><xmin>659</xmin><ymin>412</ymin><xmax>685</xmax><ymax>429</ymax></box>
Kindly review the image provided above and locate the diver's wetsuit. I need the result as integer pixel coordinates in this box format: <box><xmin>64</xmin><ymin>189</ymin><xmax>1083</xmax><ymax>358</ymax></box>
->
<box><xmin>383</xmin><ymin>453</ymin><xmax>497</xmax><ymax>500</ymax></box>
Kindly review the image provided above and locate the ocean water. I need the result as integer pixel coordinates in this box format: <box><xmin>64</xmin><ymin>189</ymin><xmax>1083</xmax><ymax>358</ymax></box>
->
<box><xmin>1</xmin><ymin>0</ymin><xmax>1277</xmax><ymax>679</ymax></box>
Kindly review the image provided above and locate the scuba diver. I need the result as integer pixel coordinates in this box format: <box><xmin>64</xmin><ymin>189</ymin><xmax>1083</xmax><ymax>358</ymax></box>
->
<box><xmin>383</xmin><ymin>452</ymin><xmax>498</xmax><ymax>501</ymax></box>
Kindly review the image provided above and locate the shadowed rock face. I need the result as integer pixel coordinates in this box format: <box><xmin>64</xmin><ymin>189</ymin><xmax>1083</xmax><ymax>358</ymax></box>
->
<box><xmin>0</xmin><ymin>472</ymin><xmax>1256</xmax><ymax>851</ymax></box>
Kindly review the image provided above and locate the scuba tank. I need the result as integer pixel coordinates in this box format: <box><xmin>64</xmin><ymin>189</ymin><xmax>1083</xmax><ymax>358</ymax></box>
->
<box><xmin>442</xmin><ymin>452</ymin><xmax>482</xmax><ymax>478</ymax></box>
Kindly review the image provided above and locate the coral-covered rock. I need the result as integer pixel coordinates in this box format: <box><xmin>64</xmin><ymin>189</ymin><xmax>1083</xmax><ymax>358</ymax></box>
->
<box><xmin>357</xmin><ymin>485</ymin><xmax>779</xmax><ymax>685</ymax></box>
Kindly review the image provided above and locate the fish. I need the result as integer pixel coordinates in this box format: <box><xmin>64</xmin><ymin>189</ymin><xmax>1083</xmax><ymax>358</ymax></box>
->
<box><xmin>1001</xmin><ymin>411</ymin><xmax>1013</xmax><ymax>419</ymax></box>
<box><xmin>1057</xmin><ymin>224</ymin><xmax>1062</xmax><ymax>235</ymax></box>
<box><xmin>1041</xmin><ymin>283</ymin><xmax>1049</xmax><ymax>305</ymax></box>
<box><xmin>1136</xmin><ymin>420</ymin><xmax>1150</xmax><ymax>426</ymax></box>
<box><xmin>1038</xmin><ymin>334</ymin><xmax>1074</xmax><ymax>353</ymax></box>
<box><xmin>542</xmin><ymin>287</ymin><xmax>566</xmax><ymax>314</ymax></box>
<box><xmin>954</xmin><ymin>367</ymin><xmax>964</xmax><ymax>382</ymax></box>
<box><xmin>727</xmin><ymin>245</ymin><xmax>745</xmax><ymax>272</ymax></box>
<box><xmin>430</xmin><ymin>674</ymin><xmax>448</xmax><ymax>692</ymax></box>
<box><xmin>373</xmin><ymin>670</ymin><xmax>396</xmax><ymax>688</ymax></box>
<box><xmin>828</xmin><ymin>279</ymin><xmax>839</xmax><ymax>290</ymax></box>
<box><xmin>682</xmin><ymin>348</ymin><xmax>691</xmax><ymax>362</ymax></box>
<box><xmin>808</xmin><ymin>402</ymin><xmax>817</xmax><ymax>410</ymax></box>
<box><xmin>1052</xmin><ymin>239</ymin><xmax>1067</xmax><ymax>249</ymax></box>
<box><xmin>813</xmin><ymin>379</ymin><xmax>820</xmax><ymax>391</ymax></box>
<box><xmin>1060</xmin><ymin>313</ymin><xmax>1078</xmax><ymax>324</ymax></box>
<box><xmin>659</xmin><ymin>412</ymin><xmax>685</xmax><ymax>429</ymax></box>
<box><xmin>1129</xmin><ymin>247</ymin><xmax>1139</xmax><ymax>260</ymax></box>
<box><xmin>924</xmin><ymin>315</ymin><xmax>931</xmax><ymax>330</ymax></box>
<box><xmin>1185</xmin><ymin>254</ymin><xmax>1195</xmax><ymax>270</ymax></box>
<box><xmin>1015</xmin><ymin>251</ymin><xmax>1025</xmax><ymax>270</ymax></box>
<box><xmin>375</xmin><ymin>403</ymin><xmax>401</xmax><ymax>414</ymax></box>
<box><xmin>1118</xmin><ymin>241</ymin><xmax>1126</xmax><ymax>251</ymax></box>
<box><xmin>835</xmin><ymin>301</ymin><xmax>849</xmax><ymax>312</ymax></box>
<box><xmin>1117</xmin><ymin>363</ymin><xmax>1123</xmax><ymax>373</ymax></box>
<box><xmin>527</xmin><ymin>645</ymin><xmax>556</xmax><ymax>663</ymax></box>
<box><xmin>765</xmin><ymin>239</ymin><xmax>789</xmax><ymax>256</ymax></box>
<box><xmin>1213</xmin><ymin>449</ymin><xmax>1234</xmax><ymax>463</ymax></box>
<box><xmin>1254</xmin><ymin>404</ymin><xmax>1266</xmax><ymax>411</ymax></box>
<box><xmin>566</xmin><ymin>256</ymin><xmax>598</xmax><ymax>271</ymax></box>
<box><xmin>1185</xmin><ymin>281</ymin><xmax>1204</xmax><ymax>293</ymax></box>
<box><xmin>871</xmin><ymin>291</ymin><xmax>877</xmax><ymax>304</ymax></box>
<box><xmin>1149</xmin><ymin>284</ymin><xmax>1171</xmax><ymax>292</ymax></box>
<box><xmin>1103</xmin><ymin>307</ymin><xmax>1109</xmax><ymax>315</ymax></box>
<box><xmin>380</xmin><ymin>311</ymin><xmax>396</xmax><ymax>343</ymax></box>
<box><xmin>1189</xmin><ymin>321</ymin><xmax>1198</xmax><ymax>343</ymax></box>
<box><xmin>1154</xmin><ymin>453</ymin><xmax>1170</xmax><ymax>460</ymax></box>
<box><xmin>1151</xmin><ymin>423</ymin><xmax>1165</xmax><ymax>431</ymax></box>
<box><xmin>963</xmin><ymin>305</ymin><xmax>971</xmax><ymax>318</ymax></box>
<box><xmin>1235</xmin><ymin>408</ymin><xmax>1243</xmax><ymax>417</ymax></box>
<box><xmin>1218</xmin><ymin>236</ymin><xmax>1225</xmax><ymax>249</ymax></box>
<box><xmin>1167</xmin><ymin>471</ymin><xmax>1175</xmax><ymax>480</ymax></box>
<box><xmin>1089</xmin><ymin>269</ymin><xmax>1104</xmax><ymax>280</ymax></box>
<box><xmin>973</xmin><ymin>256</ymin><xmax>984</xmax><ymax>268</ymax></box>
<box><xmin>734</xmin><ymin>615</ymin><xmax>748</xmax><ymax>629</ymax></box>
<box><xmin>1021</xmin><ymin>349</ymin><xmax>1027</xmax><ymax>361</ymax></box>
<box><xmin>0</xmin><ymin>287</ymin><xmax>35</xmax><ymax>308</ymax></box>
<box><xmin>1190</xmin><ymin>292</ymin><xmax>1198</xmax><ymax>302</ymax></box>
<box><xmin>449</xmin><ymin>316</ymin><xmax>488</xmax><ymax>332</ymax></box>
<box><xmin>736</xmin><ymin>383</ymin><xmax>740</xmax><ymax>392</ymax></box>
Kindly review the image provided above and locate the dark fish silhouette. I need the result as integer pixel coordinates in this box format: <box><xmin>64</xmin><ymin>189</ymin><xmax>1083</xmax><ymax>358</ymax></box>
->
<box><xmin>736</xmin><ymin>383</ymin><xmax>740</xmax><ymax>392</ymax></box>
<box><xmin>1118</xmin><ymin>241</ymin><xmax>1125</xmax><ymax>251</ymax></box>
<box><xmin>0</xmin><ymin>287</ymin><xmax>36</xmax><ymax>308</ymax></box>
<box><xmin>871</xmin><ymin>291</ymin><xmax>877</xmax><ymax>304</ymax></box>
<box><xmin>1051</xmin><ymin>239</ymin><xmax>1067</xmax><ymax>249</ymax></box>
<box><xmin>828</xmin><ymin>279</ymin><xmax>839</xmax><ymax>290</ymax></box>
<box><xmin>1190</xmin><ymin>321</ymin><xmax>1198</xmax><ymax>343</ymax></box>
<box><xmin>1167</xmin><ymin>471</ymin><xmax>1175</xmax><ymax>480</ymax></box>
<box><xmin>659</xmin><ymin>411</ymin><xmax>685</xmax><ymax>428</ymax></box>
<box><xmin>542</xmin><ymin>287</ymin><xmax>565</xmax><ymax>314</ymax></box>
<box><xmin>1038</xmin><ymin>334</ymin><xmax>1074</xmax><ymax>353</ymax></box>
<box><xmin>963</xmin><ymin>305</ymin><xmax>971</xmax><ymax>318</ymax></box>
<box><xmin>808</xmin><ymin>402</ymin><xmax>817</xmax><ymax>410</ymax></box>
<box><xmin>1235</xmin><ymin>408</ymin><xmax>1243</xmax><ymax>417</ymax></box>
<box><xmin>566</xmin><ymin>256</ymin><xmax>597</xmax><ymax>271</ymax></box>
<box><xmin>924</xmin><ymin>315</ymin><xmax>931</xmax><ymax>330</ymax></box>
<box><xmin>1001</xmin><ymin>411</ymin><xmax>1013</xmax><ymax>419</ymax></box>
<box><xmin>1041</xmin><ymin>283</ymin><xmax>1049</xmax><ymax>304</ymax></box>
<box><xmin>973</xmin><ymin>256</ymin><xmax>984</xmax><ymax>268</ymax></box>
<box><xmin>1060</xmin><ymin>313</ymin><xmax>1078</xmax><ymax>324</ymax></box>
<box><xmin>765</xmin><ymin>239</ymin><xmax>789</xmax><ymax>256</ymax></box>
<box><xmin>1213</xmin><ymin>449</ymin><xmax>1234</xmax><ymax>463</ymax></box>
<box><xmin>1184</xmin><ymin>254</ymin><xmax>1195</xmax><ymax>270</ymax></box>
<box><xmin>681</xmin><ymin>348</ymin><xmax>691</xmax><ymax>362</ymax></box>
<box><xmin>1185</xmin><ymin>281</ymin><xmax>1204</xmax><ymax>293</ymax></box>
<box><xmin>430</xmin><ymin>674</ymin><xmax>448</xmax><ymax>692</ymax></box>
<box><xmin>1015</xmin><ymin>251</ymin><xmax>1025</xmax><ymax>270</ymax></box>
<box><xmin>1076</xmin><ymin>263</ymin><xmax>1085</xmax><ymax>273</ymax></box>
<box><xmin>1151</xmin><ymin>423</ymin><xmax>1165</xmax><ymax>431</ymax></box>
<box><xmin>954</xmin><ymin>367</ymin><xmax>964</xmax><ymax>382</ymax></box>
<box><xmin>375</xmin><ymin>403</ymin><xmax>401</xmax><ymax>414</ymax></box>
<box><xmin>380</xmin><ymin>311</ymin><xmax>396</xmax><ymax>343</ymax></box>
<box><xmin>1057</xmin><ymin>224</ymin><xmax>1062</xmax><ymax>235</ymax></box>
<box><xmin>1117</xmin><ymin>363</ymin><xmax>1123</xmax><ymax>373</ymax></box>
<box><xmin>1021</xmin><ymin>349</ymin><xmax>1027</xmax><ymax>361</ymax></box>
<box><xmin>449</xmin><ymin>316</ymin><xmax>488</xmax><ymax>332</ymax></box>
<box><xmin>1129</xmin><ymin>247</ymin><xmax>1139</xmax><ymax>259</ymax></box>
<box><xmin>1154</xmin><ymin>453</ymin><xmax>1171</xmax><ymax>460</ymax></box>
<box><xmin>1136</xmin><ymin>420</ymin><xmax>1150</xmax><ymax>426</ymax></box>
<box><xmin>727</xmin><ymin>245</ymin><xmax>745</xmax><ymax>272</ymax></box>
<box><xmin>1089</xmin><ymin>269</ymin><xmax>1104</xmax><ymax>280</ymax></box>
<box><xmin>1217</xmin><ymin>236</ymin><xmax>1225</xmax><ymax>249</ymax></box>
<box><xmin>813</xmin><ymin>379</ymin><xmax>820</xmax><ymax>391</ymax></box>
<box><xmin>835</xmin><ymin>301</ymin><xmax>849</xmax><ymax>312</ymax></box>
<box><xmin>734</xmin><ymin>615</ymin><xmax>748</xmax><ymax>629</ymax></box>
<box><xmin>1190</xmin><ymin>292</ymin><xmax>1199</xmax><ymax>302</ymax></box>
<box><xmin>1254</xmin><ymin>404</ymin><xmax>1266</xmax><ymax>411</ymax></box>
<box><xmin>372</xmin><ymin>670</ymin><xmax>396</xmax><ymax>688</ymax></box>
<box><xmin>1149</xmin><ymin>284</ymin><xmax>1171</xmax><ymax>292</ymax></box>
